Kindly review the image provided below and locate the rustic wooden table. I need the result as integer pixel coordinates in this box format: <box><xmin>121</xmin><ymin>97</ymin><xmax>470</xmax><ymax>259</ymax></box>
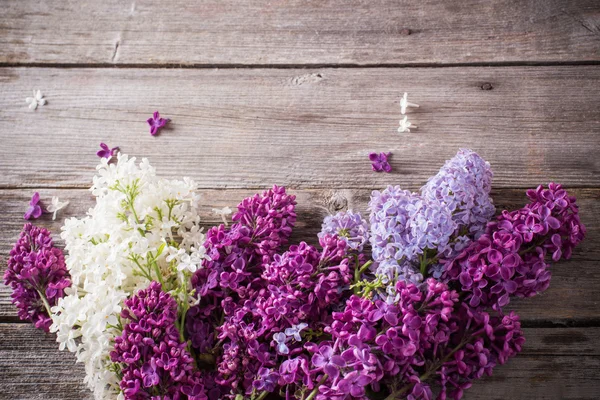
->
<box><xmin>1</xmin><ymin>1</ymin><xmax>599</xmax><ymax>399</ymax></box>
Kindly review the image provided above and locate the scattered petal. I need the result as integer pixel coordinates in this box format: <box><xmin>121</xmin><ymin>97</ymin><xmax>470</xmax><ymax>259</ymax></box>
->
<box><xmin>26</xmin><ymin>89</ymin><xmax>46</xmax><ymax>111</ymax></box>
<box><xmin>24</xmin><ymin>192</ymin><xmax>43</xmax><ymax>220</ymax></box>
<box><xmin>147</xmin><ymin>111</ymin><xmax>169</xmax><ymax>136</ymax></box>
<box><xmin>212</xmin><ymin>206</ymin><xmax>233</xmax><ymax>226</ymax></box>
<box><xmin>46</xmin><ymin>196</ymin><xmax>70</xmax><ymax>220</ymax></box>
<box><xmin>398</xmin><ymin>115</ymin><xmax>416</xmax><ymax>133</ymax></box>
<box><xmin>400</xmin><ymin>92</ymin><xmax>419</xmax><ymax>114</ymax></box>
<box><xmin>369</xmin><ymin>152</ymin><xmax>392</xmax><ymax>173</ymax></box>
<box><xmin>97</xmin><ymin>143</ymin><xmax>119</xmax><ymax>159</ymax></box>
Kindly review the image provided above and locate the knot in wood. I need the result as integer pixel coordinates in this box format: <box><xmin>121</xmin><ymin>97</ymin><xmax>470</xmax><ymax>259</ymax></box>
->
<box><xmin>328</xmin><ymin>192</ymin><xmax>348</xmax><ymax>212</ymax></box>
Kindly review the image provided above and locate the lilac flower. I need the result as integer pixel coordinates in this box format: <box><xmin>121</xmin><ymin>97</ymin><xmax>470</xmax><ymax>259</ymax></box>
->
<box><xmin>369</xmin><ymin>186</ymin><xmax>456</xmax><ymax>283</ymax></box>
<box><xmin>443</xmin><ymin>183</ymin><xmax>585</xmax><ymax>310</ymax></box>
<box><xmin>111</xmin><ymin>282</ymin><xmax>206</xmax><ymax>399</ymax></box>
<box><xmin>252</xmin><ymin>368</ymin><xmax>279</xmax><ymax>392</ymax></box>
<box><xmin>421</xmin><ymin>149</ymin><xmax>495</xmax><ymax>243</ymax></box>
<box><xmin>285</xmin><ymin>322</ymin><xmax>308</xmax><ymax>341</ymax></box>
<box><xmin>141</xmin><ymin>359</ymin><xmax>160</xmax><ymax>387</ymax></box>
<box><xmin>311</xmin><ymin>344</ymin><xmax>345</xmax><ymax>379</ymax></box>
<box><xmin>4</xmin><ymin>224</ymin><xmax>70</xmax><ymax>331</ymax></box>
<box><xmin>273</xmin><ymin>332</ymin><xmax>290</xmax><ymax>354</ymax></box>
<box><xmin>337</xmin><ymin>370</ymin><xmax>373</xmax><ymax>397</ymax></box>
<box><xmin>369</xmin><ymin>152</ymin><xmax>392</xmax><ymax>173</ymax></box>
<box><xmin>319</xmin><ymin>210</ymin><xmax>369</xmax><ymax>251</ymax></box>
<box><xmin>96</xmin><ymin>142</ymin><xmax>119</xmax><ymax>158</ymax></box>
<box><xmin>147</xmin><ymin>111</ymin><xmax>169</xmax><ymax>136</ymax></box>
<box><xmin>24</xmin><ymin>192</ymin><xmax>43</xmax><ymax>220</ymax></box>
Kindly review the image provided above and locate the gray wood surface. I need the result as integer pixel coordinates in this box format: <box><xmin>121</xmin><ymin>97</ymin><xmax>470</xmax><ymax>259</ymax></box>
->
<box><xmin>1</xmin><ymin>0</ymin><xmax>599</xmax><ymax>399</ymax></box>
<box><xmin>0</xmin><ymin>67</ymin><xmax>599</xmax><ymax>189</ymax></box>
<box><xmin>1</xmin><ymin>0</ymin><xmax>599</xmax><ymax>66</ymax></box>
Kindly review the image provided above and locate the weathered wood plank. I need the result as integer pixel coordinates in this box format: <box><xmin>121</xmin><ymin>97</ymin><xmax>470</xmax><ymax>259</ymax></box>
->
<box><xmin>0</xmin><ymin>324</ymin><xmax>598</xmax><ymax>399</ymax></box>
<box><xmin>1</xmin><ymin>188</ymin><xmax>598</xmax><ymax>322</ymax></box>
<box><xmin>1</xmin><ymin>0</ymin><xmax>599</xmax><ymax>65</ymax></box>
<box><xmin>0</xmin><ymin>66</ymin><xmax>599</xmax><ymax>189</ymax></box>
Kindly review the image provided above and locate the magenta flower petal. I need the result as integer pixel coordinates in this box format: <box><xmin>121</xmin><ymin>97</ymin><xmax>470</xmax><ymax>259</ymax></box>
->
<box><xmin>147</xmin><ymin>111</ymin><xmax>169</xmax><ymax>136</ymax></box>
<box><xmin>24</xmin><ymin>192</ymin><xmax>43</xmax><ymax>220</ymax></box>
<box><xmin>369</xmin><ymin>152</ymin><xmax>392</xmax><ymax>173</ymax></box>
<box><xmin>97</xmin><ymin>143</ymin><xmax>119</xmax><ymax>158</ymax></box>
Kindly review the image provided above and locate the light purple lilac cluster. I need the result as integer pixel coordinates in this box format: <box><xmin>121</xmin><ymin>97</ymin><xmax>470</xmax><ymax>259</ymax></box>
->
<box><xmin>319</xmin><ymin>210</ymin><xmax>370</xmax><ymax>252</ymax></box>
<box><xmin>369</xmin><ymin>186</ymin><xmax>456</xmax><ymax>284</ymax></box>
<box><xmin>368</xmin><ymin>150</ymin><xmax>495</xmax><ymax>286</ymax></box>
<box><xmin>110</xmin><ymin>282</ymin><xmax>207</xmax><ymax>400</ymax></box>
<box><xmin>3</xmin><ymin>223</ymin><xmax>70</xmax><ymax>331</ymax></box>
<box><xmin>442</xmin><ymin>183</ymin><xmax>586</xmax><ymax>310</ymax></box>
<box><xmin>421</xmin><ymin>149</ymin><xmax>495</xmax><ymax>240</ymax></box>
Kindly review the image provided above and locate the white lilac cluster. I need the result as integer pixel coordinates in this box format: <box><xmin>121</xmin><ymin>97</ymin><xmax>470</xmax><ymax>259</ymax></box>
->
<box><xmin>369</xmin><ymin>149</ymin><xmax>495</xmax><ymax>289</ymax></box>
<box><xmin>369</xmin><ymin>186</ymin><xmax>456</xmax><ymax>284</ymax></box>
<box><xmin>318</xmin><ymin>210</ymin><xmax>370</xmax><ymax>251</ymax></box>
<box><xmin>421</xmin><ymin>148</ymin><xmax>495</xmax><ymax>239</ymax></box>
<box><xmin>50</xmin><ymin>154</ymin><xmax>206</xmax><ymax>399</ymax></box>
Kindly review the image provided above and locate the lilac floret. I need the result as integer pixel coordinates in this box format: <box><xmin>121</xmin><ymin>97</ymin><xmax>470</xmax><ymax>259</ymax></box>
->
<box><xmin>319</xmin><ymin>210</ymin><xmax>369</xmax><ymax>252</ymax></box>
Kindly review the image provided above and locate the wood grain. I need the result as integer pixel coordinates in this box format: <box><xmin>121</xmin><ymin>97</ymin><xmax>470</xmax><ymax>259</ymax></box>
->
<box><xmin>1</xmin><ymin>188</ymin><xmax>598</xmax><ymax>323</ymax></box>
<box><xmin>1</xmin><ymin>66</ymin><xmax>599</xmax><ymax>189</ymax></box>
<box><xmin>0</xmin><ymin>324</ymin><xmax>598</xmax><ymax>400</ymax></box>
<box><xmin>1</xmin><ymin>0</ymin><xmax>599</xmax><ymax>66</ymax></box>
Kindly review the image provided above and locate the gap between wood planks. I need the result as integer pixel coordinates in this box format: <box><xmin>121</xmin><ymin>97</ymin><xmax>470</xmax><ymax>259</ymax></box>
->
<box><xmin>1</xmin><ymin>61</ymin><xmax>600</xmax><ymax>70</ymax></box>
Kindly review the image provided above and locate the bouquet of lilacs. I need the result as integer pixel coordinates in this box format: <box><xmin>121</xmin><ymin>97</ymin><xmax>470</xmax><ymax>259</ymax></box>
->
<box><xmin>4</xmin><ymin>149</ymin><xmax>585</xmax><ymax>400</ymax></box>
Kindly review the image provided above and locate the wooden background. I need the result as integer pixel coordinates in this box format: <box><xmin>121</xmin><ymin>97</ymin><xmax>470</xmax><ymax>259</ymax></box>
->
<box><xmin>1</xmin><ymin>1</ymin><xmax>599</xmax><ymax>399</ymax></box>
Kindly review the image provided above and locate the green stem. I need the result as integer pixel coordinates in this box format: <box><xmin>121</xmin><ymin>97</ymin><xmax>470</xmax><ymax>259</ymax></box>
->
<box><xmin>36</xmin><ymin>288</ymin><xmax>52</xmax><ymax>316</ymax></box>
<box><xmin>255</xmin><ymin>391</ymin><xmax>269</xmax><ymax>400</ymax></box>
<box><xmin>354</xmin><ymin>260</ymin><xmax>373</xmax><ymax>283</ymax></box>
<box><xmin>305</xmin><ymin>374</ymin><xmax>328</xmax><ymax>400</ymax></box>
<box><xmin>419</xmin><ymin>254</ymin><xmax>428</xmax><ymax>276</ymax></box>
<box><xmin>152</xmin><ymin>261</ymin><xmax>165</xmax><ymax>286</ymax></box>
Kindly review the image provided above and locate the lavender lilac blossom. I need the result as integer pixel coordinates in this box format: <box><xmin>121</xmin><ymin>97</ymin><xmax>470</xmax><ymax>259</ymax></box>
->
<box><xmin>3</xmin><ymin>223</ymin><xmax>70</xmax><ymax>331</ymax></box>
<box><xmin>369</xmin><ymin>186</ymin><xmax>456</xmax><ymax>284</ymax></box>
<box><xmin>443</xmin><ymin>183</ymin><xmax>586</xmax><ymax>310</ymax></box>
<box><xmin>319</xmin><ymin>210</ymin><xmax>370</xmax><ymax>251</ymax></box>
<box><xmin>421</xmin><ymin>149</ymin><xmax>495</xmax><ymax>241</ymax></box>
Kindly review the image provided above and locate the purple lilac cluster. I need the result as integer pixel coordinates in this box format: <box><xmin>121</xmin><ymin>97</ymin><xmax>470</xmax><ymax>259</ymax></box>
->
<box><xmin>319</xmin><ymin>210</ymin><xmax>370</xmax><ymax>251</ymax></box>
<box><xmin>110</xmin><ymin>282</ymin><xmax>207</xmax><ymax>400</ymax></box>
<box><xmin>3</xmin><ymin>223</ymin><xmax>71</xmax><ymax>331</ymax></box>
<box><xmin>301</xmin><ymin>279</ymin><xmax>524</xmax><ymax>400</ymax></box>
<box><xmin>368</xmin><ymin>150</ymin><xmax>497</xmax><ymax>286</ymax></box>
<box><xmin>214</xmin><ymin>235</ymin><xmax>355</xmax><ymax>397</ymax></box>
<box><xmin>443</xmin><ymin>183</ymin><xmax>586</xmax><ymax>310</ymax></box>
<box><xmin>187</xmin><ymin>186</ymin><xmax>302</xmax><ymax>397</ymax></box>
<box><xmin>421</xmin><ymin>149</ymin><xmax>495</xmax><ymax>240</ymax></box>
<box><xmin>369</xmin><ymin>186</ymin><xmax>456</xmax><ymax>284</ymax></box>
